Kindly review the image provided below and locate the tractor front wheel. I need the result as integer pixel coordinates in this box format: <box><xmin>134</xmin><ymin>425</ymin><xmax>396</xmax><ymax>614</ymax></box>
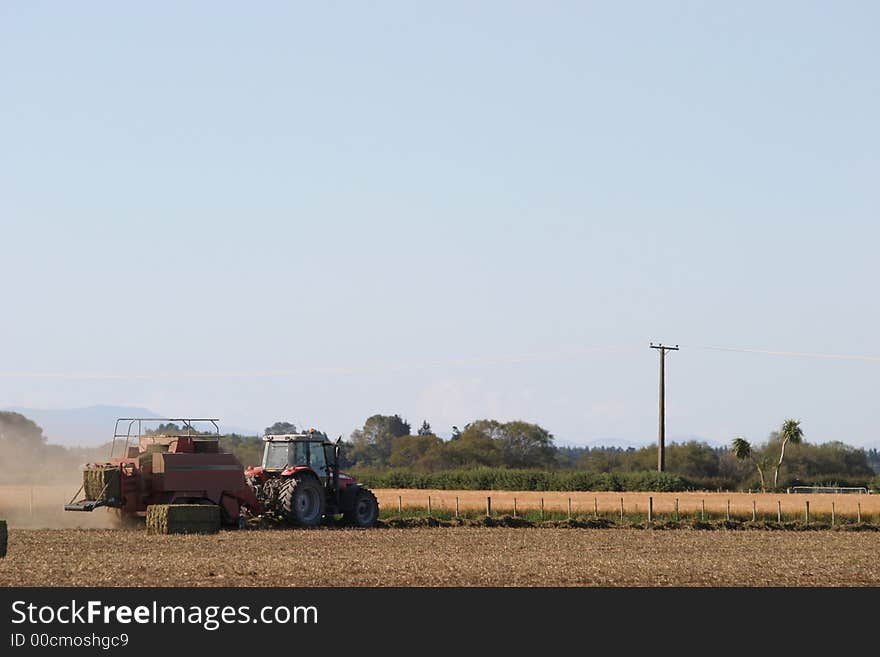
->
<box><xmin>344</xmin><ymin>487</ymin><xmax>379</xmax><ymax>527</ymax></box>
<box><xmin>279</xmin><ymin>476</ymin><xmax>325</xmax><ymax>527</ymax></box>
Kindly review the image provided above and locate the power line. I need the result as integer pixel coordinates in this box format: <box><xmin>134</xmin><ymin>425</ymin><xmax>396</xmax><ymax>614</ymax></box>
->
<box><xmin>691</xmin><ymin>345</ymin><xmax>880</xmax><ymax>363</ymax></box>
<box><xmin>0</xmin><ymin>344</ymin><xmax>639</xmax><ymax>381</ymax></box>
<box><xmin>3</xmin><ymin>341</ymin><xmax>873</xmax><ymax>382</ymax></box>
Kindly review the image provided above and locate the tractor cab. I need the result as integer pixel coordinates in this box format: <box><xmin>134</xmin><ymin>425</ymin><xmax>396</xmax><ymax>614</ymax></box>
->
<box><xmin>261</xmin><ymin>429</ymin><xmax>336</xmax><ymax>483</ymax></box>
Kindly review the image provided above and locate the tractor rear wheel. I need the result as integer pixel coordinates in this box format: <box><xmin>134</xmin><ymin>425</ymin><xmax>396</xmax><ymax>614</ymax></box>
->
<box><xmin>344</xmin><ymin>487</ymin><xmax>379</xmax><ymax>527</ymax></box>
<box><xmin>279</xmin><ymin>475</ymin><xmax>325</xmax><ymax>527</ymax></box>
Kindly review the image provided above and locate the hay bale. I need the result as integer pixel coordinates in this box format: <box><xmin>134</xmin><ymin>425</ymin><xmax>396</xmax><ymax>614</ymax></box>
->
<box><xmin>83</xmin><ymin>465</ymin><xmax>120</xmax><ymax>501</ymax></box>
<box><xmin>146</xmin><ymin>505</ymin><xmax>221</xmax><ymax>535</ymax></box>
<box><xmin>0</xmin><ymin>520</ymin><xmax>6</xmax><ymax>557</ymax></box>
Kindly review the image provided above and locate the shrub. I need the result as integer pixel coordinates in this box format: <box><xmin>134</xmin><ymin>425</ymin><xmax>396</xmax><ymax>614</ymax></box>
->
<box><xmin>352</xmin><ymin>467</ymin><xmax>690</xmax><ymax>492</ymax></box>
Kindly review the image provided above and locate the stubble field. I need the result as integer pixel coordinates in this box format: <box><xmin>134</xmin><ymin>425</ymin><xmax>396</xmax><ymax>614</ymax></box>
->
<box><xmin>3</xmin><ymin>526</ymin><xmax>880</xmax><ymax>586</ymax></box>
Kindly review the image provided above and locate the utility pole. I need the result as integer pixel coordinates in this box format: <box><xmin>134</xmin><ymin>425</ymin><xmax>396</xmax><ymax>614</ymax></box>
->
<box><xmin>650</xmin><ymin>342</ymin><xmax>679</xmax><ymax>472</ymax></box>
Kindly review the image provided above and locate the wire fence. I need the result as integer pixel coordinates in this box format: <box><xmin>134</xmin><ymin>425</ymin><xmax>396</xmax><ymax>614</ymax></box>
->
<box><xmin>382</xmin><ymin>493</ymin><xmax>875</xmax><ymax>526</ymax></box>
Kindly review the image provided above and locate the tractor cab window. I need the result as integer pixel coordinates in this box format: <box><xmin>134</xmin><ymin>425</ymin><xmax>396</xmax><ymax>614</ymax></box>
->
<box><xmin>292</xmin><ymin>441</ymin><xmax>308</xmax><ymax>466</ymax></box>
<box><xmin>263</xmin><ymin>442</ymin><xmax>289</xmax><ymax>470</ymax></box>
<box><xmin>310</xmin><ymin>442</ymin><xmax>328</xmax><ymax>475</ymax></box>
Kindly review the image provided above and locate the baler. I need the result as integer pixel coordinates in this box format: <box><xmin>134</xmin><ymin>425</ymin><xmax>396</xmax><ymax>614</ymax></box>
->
<box><xmin>65</xmin><ymin>418</ymin><xmax>260</xmax><ymax>527</ymax></box>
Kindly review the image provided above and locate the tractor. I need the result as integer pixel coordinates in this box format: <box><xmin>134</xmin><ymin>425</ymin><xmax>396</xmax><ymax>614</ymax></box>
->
<box><xmin>245</xmin><ymin>429</ymin><xmax>379</xmax><ymax>527</ymax></box>
<box><xmin>64</xmin><ymin>418</ymin><xmax>260</xmax><ymax>527</ymax></box>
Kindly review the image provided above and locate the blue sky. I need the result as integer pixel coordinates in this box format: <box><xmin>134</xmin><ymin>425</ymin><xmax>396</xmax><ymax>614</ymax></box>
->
<box><xmin>2</xmin><ymin>2</ymin><xmax>878</xmax><ymax>446</ymax></box>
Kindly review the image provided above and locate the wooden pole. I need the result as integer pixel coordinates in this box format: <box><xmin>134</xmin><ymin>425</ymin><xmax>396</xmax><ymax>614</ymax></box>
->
<box><xmin>777</xmin><ymin>500</ymin><xmax>782</xmax><ymax>523</ymax></box>
<box><xmin>594</xmin><ymin>497</ymin><xmax>599</xmax><ymax>519</ymax></box>
<box><xmin>858</xmin><ymin>501</ymin><xmax>862</xmax><ymax>524</ymax></box>
<box><xmin>427</xmin><ymin>496</ymin><xmax>432</xmax><ymax>516</ymax></box>
<box><xmin>701</xmin><ymin>499</ymin><xmax>705</xmax><ymax>521</ymax></box>
<box><xmin>831</xmin><ymin>501</ymin><xmax>835</xmax><ymax>526</ymax></box>
<box><xmin>455</xmin><ymin>496</ymin><xmax>460</xmax><ymax>519</ymax></box>
<box><xmin>568</xmin><ymin>498</ymin><xmax>572</xmax><ymax>520</ymax></box>
<box><xmin>619</xmin><ymin>497</ymin><xmax>624</xmax><ymax>521</ymax></box>
<box><xmin>805</xmin><ymin>500</ymin><xmax>810</xmax><ymax>524</ymax></box>
<box><xmin>486</xmin><ymin>496</ymin><xmax>492</xmax><ymax>517</ymax></box>
<box><xmin>540</xmin><ymin>497</ymin><xmax>544</xmax><ymax>521</ymax></box>
<box><xmin>651</xmin><ymin>343</ymin><xmax>679</xmax><ymax>471</ymax></box>
<box><xmin>726</xmin><ymin>499</ymin><xmax>730</xmax><ymax>521</ymax></box>
<box><xmin>513</xmin><ymin>497</ymin><xmax>517</xmax><ymax>518</ymax></box>
<box><xmin>752</xmin><ymin>500</ymin><xmax>757</xmax><ymax>522</ymax></box>
<box><xmin>398</xmin><ymin>495</ymin><xmax>402</xmax><ymax>515</ymax></box>
<box><xmin>674</xmin><ymin>498</ymin><xmax>679</xmax><ymax>521</ymax></box>
<box><xmin>648</xmin><ymin>496</ymin><xmax>653</xmax><ymax>524</ymax></box>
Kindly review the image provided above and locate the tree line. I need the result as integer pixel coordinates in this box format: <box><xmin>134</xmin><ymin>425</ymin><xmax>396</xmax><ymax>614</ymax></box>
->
<box><xmin>267</xmin><ymin>413</ymin><xmax>880</xmax><ymax>491</ymax></box>
<box><xmin>2</xmin><ymin>410</ymin><xmax>879</xmax><ymax>491</ymax></box>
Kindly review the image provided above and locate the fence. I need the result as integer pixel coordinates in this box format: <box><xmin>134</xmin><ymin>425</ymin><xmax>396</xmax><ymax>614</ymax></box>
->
<box><xmin>384</xmin><ymin>492</ymin><xmax>876</xmax><ymax>527</ymax></box>
<box><xmin>788</xmin><ymin>486</ymin><xmax>869</xmax><ymax>495</ymax></box>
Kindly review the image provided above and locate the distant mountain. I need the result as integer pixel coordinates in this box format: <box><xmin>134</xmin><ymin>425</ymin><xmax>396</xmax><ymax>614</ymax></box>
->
<box><xmin>4</xmin><ymin>405</ymin><xmax>257</xmax><ymax>447</ymax></box>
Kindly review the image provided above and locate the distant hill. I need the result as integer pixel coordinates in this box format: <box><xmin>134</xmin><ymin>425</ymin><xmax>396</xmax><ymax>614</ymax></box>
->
<box><xmin>4</xmin><ymin>406</ymin><xmax>257</xmax><ymax>447</ymax></box>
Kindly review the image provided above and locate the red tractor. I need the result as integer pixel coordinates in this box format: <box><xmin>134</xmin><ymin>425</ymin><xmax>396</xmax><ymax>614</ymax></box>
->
<box><xmin>245</xmin><ymin>429</ymin><xmax>379</xmax><ymax>527</ymax></box>
<box><xmin>65</xmin><ymin>418</ymin><xmax>260</xmax><ymax>527</ymax></box>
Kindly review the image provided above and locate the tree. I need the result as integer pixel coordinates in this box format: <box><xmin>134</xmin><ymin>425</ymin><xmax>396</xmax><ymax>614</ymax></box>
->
<box><xmin>0</xmin><ymin>412</ymin><xmax>46</xmax><ymax>450</ymax></box>
<box><xmin>731</xmin><ymin>437</ymin><xmax>772</xmax><ymax>492</ymax></box>
<box><xmin>264</xmin><ymin>421</ymin><xmax>297</xmax><ymax>435</ymax></box>
<box><xmin>774</xmin><ymin>419</ymin><xmax>804</xmax><ymax>488</ymax></box>
<box><xmin>349</xmin><ymin>414</ymin><xmax>411</xmax><ymax>467</ymax></box>
<box><xmin>451</xmin><ymin>420</ymin><xmax>555</xmax><ymax>469</ymax></box>
<box><xmin>495</xmin><ymin>420</ymin><xmax>555</xmax><ymax>468</ymax></box>
<box><xmin>438</xmin><ymin>425</ymin><xmax>503</xmax><ymax>468</ymax></box>
<box><xmin>417</xmin><ymin>421</ymin><xmax>433</xmax><ymax>436</ymax></box>
<box><xmin>389</xmin><ymin>434</ymin><xmax>443</xmax><ymax>470</ymax></box>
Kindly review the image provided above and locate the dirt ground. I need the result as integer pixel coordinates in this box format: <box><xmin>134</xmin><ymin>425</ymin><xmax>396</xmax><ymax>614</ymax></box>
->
<box><xmin>3</xmin><ymin>526</ymin><xmax>880</xmax><ymax>587</ymax></box>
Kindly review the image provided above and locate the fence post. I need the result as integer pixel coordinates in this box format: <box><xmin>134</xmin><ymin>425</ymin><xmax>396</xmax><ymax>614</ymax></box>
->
<box><xmin>701</xmin><ymin>499</ymin><xmax>705</xmax><ymax>522</ymax></box>
<box><xmin>594</xmin><ymin>497</ymin><xmax>599</xmax><ymax>519</ymax></box>
<box><xmin>674</xmin><ymin>498</ymin><xmax>679</xmax><ymax>521</ymax></box>
<box><xmin>427</xmin><ymin>496</ymin><xmax>432</xmax><ymax>517</ymax></box>
<box><xmin>486</xmin><ymin>496</ymin><xmax>492</xmax><ymax>517</ymax></box>
<box><xmin>752</xmin><ymin>500</ymin><xmax>757</xmax><ymax>522</ymax></box>
<box><xmin>513</xmin><ymin>497</ymin><xmax>517</xmax><ymax>518</ymax></box>
<box><xmin>568</xmin><ymin>498</ymin><xmax>572</xmax><ymax>520</ymax></box>
<box><xmin>540</xmin><ymin>497</ymin><xmax>544</xmax><ymax>521</ymax></box>
<box><xmin>620</xmin><ymin>497</ymin><xmax>624</xmax><ymax>522</ymax></box>
<box><xmin>648</xmin><ymin>496</ymin><xmax>653</xmax><ymax>524</ymax></box>
<box><xmin>455</xmin><ymin>496</ymin><xmax>460</xmax><ymax>519</ymax></box>
<box><xmin>857</xmin><ymin>502</ymin><xmax>862</xmax><ymax>524</ymax></box>
<box><xmin>777</xmin><ymin>500</ymin><xmax>782</xmax><ymax>523</ymax></box>
<box><xmin>726</xmin><ymin>500</ymin><xmax>730</xmax><ymax>521</ymax></box>
<box><xmin>398</xmin><ymin>495</ymin><xmax>402</xmax><ymax>516</ymax></box>
<box><xmin>805</xmin><ymin>500</ymin><xmax>810</xmax><ymax>524</ymax></box>
<box><xmin>831</xmin><ymin>501</ymin><xmax>835</xmax><ymax>526</ymax></box>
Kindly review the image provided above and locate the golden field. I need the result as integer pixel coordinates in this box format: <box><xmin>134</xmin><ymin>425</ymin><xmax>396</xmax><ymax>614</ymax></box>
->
<box><xmin>375</xmin><ymin>489</ymin><xmax>879</xmax><ymax>520</ymax></box>
<box><xmin>0</xmin><ymin>485</ymin><xmax>878</xmax><ymax>529</ymax></box>
<box><xmin>0</xmin><ymin>484</ymin><xmax>117</xmax><ymax>529</ymax></box>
